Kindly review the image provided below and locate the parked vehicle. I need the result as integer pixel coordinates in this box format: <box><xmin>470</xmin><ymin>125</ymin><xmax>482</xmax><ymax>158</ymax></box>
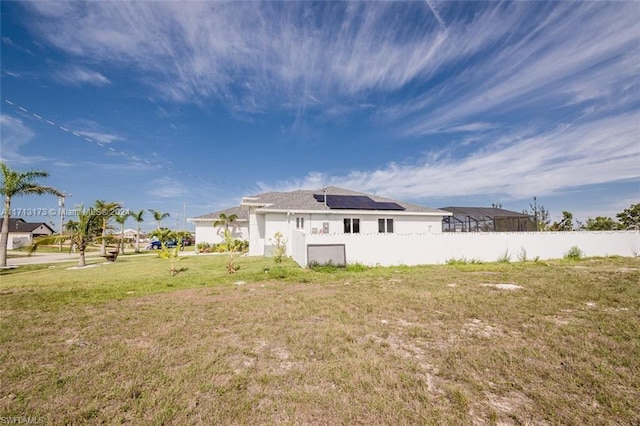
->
<box><xmin>146</xmin><ymin>240</ymin><xmax>177</xmax><ymax>250</ymax></box>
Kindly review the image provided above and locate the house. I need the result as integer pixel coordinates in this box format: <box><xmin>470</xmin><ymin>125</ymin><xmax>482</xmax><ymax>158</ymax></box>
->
<box><xmin>190</xmin><ymin>187</ymin><xmax>451</xmax><ymax>256</ymax></box>
<box><xmin>122</xmin><ymin>228</ymin><xmax>145</xmax><ymax>240</ymax></box>
<box><xmin>189</xmin><ymin>206</ymin><xmax>249</xmax><ymax>247</ymax></box>
<box><xmin>0</xmin><ymin>218</ymin><xmax>55</xmax><ymax>249</ymax></box>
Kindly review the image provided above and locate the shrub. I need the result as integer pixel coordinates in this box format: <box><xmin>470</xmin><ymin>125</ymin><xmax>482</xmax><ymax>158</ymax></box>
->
<box><xmin>270</xmin><ymin>232</ymin><xmax>287</xmax><ymax>263</ymax></box>
<box><xmin>197</xmin><ymin>240</ymin><xmax>247</xmax><ymax>254</ymax></box>
<box><xmin>497</xmin><ymin>249</ymin><xmax>511</xmax><ymax>263</ymax></box>
<box><xmin>517</xmin><ymin>247</ymin><xmax>528</xmax><ymax>262</ymax></box>
<box><xmin>308</xmin><ymin>260</ymin><xmax>343</xmax><ymax>272</ymax></box>
<box><xmin>196</xmin><ymin>242</ymin><xmax>212</xmax><ymax>253</ymax></box>
<box><xmin>346</xmin><ymin>262</ymin><xmax>370</xmax><ymax>272</ymax></box>
<box><xmin>564</xmin><ymin>246</ymin><xmax>584</xmax><ymax>260</ymax></box>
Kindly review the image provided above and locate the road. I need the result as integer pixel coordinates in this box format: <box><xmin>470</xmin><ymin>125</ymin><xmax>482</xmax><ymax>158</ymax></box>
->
<box><xmin>6</xmin><ymin>251</ymin><xmax>107</xmax><ymax>266</ymax></box>
<box><xmin>5</xmin><ymin>249</ymin><xmax>199</xmax><ymax>266</ymax></box>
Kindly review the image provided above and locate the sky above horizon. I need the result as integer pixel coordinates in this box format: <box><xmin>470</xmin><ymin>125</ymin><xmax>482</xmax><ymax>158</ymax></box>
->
<box><xmin>1</xmin><ymin>1</ymin><xmax>638</xmax><ymax>232</ymax></box>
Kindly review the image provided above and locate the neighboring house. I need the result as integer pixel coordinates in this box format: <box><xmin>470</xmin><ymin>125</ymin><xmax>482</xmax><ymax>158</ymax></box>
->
<box><xmin>441</xmin><ymin>207</ymin><xmax>536</xmax><ymax>232</ymax></box>
<box><xmin>0</xmin><ymin>218</ymin><xmax>55</xmax><ymax>250</ymax></box>
<box><xmin>123</xmin><ymin>228</ymin><xmax>144</xmax><ymax>240</ymax></box>
<box><xmin>190</xmin><ymin>186</ymin><xmax>451</xmax><ymax>256</ymax></box>
<box><xmin>189</xmin><ymin>206</ymin><xmax>249</xmax><ymax>247</ymax></box>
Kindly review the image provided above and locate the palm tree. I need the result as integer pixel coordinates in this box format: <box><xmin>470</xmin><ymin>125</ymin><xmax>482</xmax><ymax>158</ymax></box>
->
<box><xmin>114</xmin><ymin>211</ymin><xmax>132</xmax><ymax>255</ymax></box>
<box><xmin>95</xmin><ymin>200</ymin><xmax>121</xmax><ymax>256</ymax></box>
<box><xmin>148</xmin><ymin>209</ymin><xmax>170</xmax><ymax>230</ymax></box>
<box><xmin>131</xmin><ymin>210</ymin><xmax>145</xmax><ymax>252</ymax></box>
<box><xmin>1</xmin><ymin>162</ymin><xmax>62</xmax><ymax>267</ymax></box>
<box><xmin>31</xmin><ymin>203</ymin><xmax>100</xmax><ymax>267</ymax></box>
<box><xmin>213</xmin><ymin>213</ymin><xmax>238</xmax><ymax>236</ymax></box>
<box><xmin>147</xmin><ymin>227</ymin><xmax>176</xmax><ymax>245</ymax></box>
<box><xmin>214</xmin><ymin>213</ymin><xmax>239</xmax><ymax>274</ymax></box>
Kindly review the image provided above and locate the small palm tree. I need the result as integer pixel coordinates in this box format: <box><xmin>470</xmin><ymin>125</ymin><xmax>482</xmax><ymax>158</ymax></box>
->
<box><xmin>31</xmin><ymin>203</ymin><xmax>101</xmax><ymax>267</ymax></box>
<box><xmin>213</xmin><ymin>213</ymin><xmax>239</xmax><ymax>274</ymax></box>
<box><xmin>114</xmin><ymin>211</ymin><xmax>132</xmax><ymax>255</ymax></box>
<box><xmin>148</xmin><ymin>209</ymin><xmax>170</xmax><ymax>230</ymax></box>
<box><xmin>1</xmin><ymin>162</ymin><xmax>62</xmax><ymax>267</ymax></box>
<box><xmin>131</xmin><ymin>210</ymin><xmax>145</xmax><ymax>252</ymax></box>
<box><xmin>213</xmin><ymin>213</ymin><xmax>238</xmax><ymax>236</ymax></box>
<box><xmin>95</xmin><ymin>200</ymin><xmax>121</xmax><ymax>256</ymax></box>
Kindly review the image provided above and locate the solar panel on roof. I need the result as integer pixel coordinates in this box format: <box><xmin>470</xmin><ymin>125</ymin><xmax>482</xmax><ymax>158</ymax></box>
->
<box><xmin>374</xmin><ymin>202</ymin><xmax>406</xmax><ymax>210</ymax></box>
<box><xmin>314</xmin><ymin>194</ymin><xmax>405</xmax><ymax>210</ymax></box>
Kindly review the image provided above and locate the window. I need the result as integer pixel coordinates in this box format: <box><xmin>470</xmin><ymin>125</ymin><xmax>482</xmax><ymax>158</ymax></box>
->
<box><xmin>343</xmin><ymin>218</ymin><xmax>360</xmax><ymax>234</ymax></box>
<box><xmin>378</xmin><ymin>218</ymin><xmax>394</xmax><ymax>233</ymax></box>
<box><xmin>296</xmin><ymin>217</ymin><xmax>304</xmax><ymax>229</ymax></box>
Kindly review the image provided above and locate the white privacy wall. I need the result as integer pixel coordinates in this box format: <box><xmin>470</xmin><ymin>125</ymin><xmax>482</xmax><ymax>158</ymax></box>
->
<box><xmin>290</xmin><ymin>231</ymin><xmax>640</xmax><ymax>267</ymax></box>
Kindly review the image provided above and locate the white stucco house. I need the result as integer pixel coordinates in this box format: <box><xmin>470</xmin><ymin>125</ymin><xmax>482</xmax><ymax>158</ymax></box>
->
<box><xmin>0</xmin><ymin>218</ymin><xmax>55</xmax><ymax>250</ymax></box>
<box><xmin>189</xmin><ymin>206</ymin><xmax>250</xmax><ymax>247</ymax></box>
<box><xmin>190</xmin><ymin>186</ymin><xmax>451</xmax><ymax>256</ymax></box>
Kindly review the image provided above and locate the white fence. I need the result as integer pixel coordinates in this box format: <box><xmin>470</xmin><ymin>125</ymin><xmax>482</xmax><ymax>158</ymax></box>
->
<box><xmin>290</xmin><ymin>230</ymin><xmax>639</xmax><ymax>267</ymax></box>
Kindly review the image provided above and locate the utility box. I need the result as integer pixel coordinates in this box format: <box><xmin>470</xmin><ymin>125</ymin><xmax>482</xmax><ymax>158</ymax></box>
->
<box><xmin>307</xmin><ymin>244</ymin><xmax>345</xmax><ymax>266</ymax></box>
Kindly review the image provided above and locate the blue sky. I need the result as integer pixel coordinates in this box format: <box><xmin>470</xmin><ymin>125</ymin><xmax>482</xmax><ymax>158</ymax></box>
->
<box><xmin>1</xmin><ymin>1</ymin><xmax>638</xmax><ymax>232</ymax></box>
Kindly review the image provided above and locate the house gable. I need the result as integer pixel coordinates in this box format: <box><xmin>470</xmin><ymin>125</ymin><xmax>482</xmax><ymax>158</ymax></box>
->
<box><xmin>0</xmin><ymin>218</ymin><xmax>55</xmax><ymax>234</ymax></box>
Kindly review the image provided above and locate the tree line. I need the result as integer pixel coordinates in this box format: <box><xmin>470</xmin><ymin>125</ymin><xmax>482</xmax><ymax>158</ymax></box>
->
<box><xmin>524</xmin><ymin>199</ymin><xmax>639</xmax><ymax>232</ymax></box>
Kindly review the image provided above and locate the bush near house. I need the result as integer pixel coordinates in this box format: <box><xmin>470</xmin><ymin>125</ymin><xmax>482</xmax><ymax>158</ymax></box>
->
<box><xmin>196</xmin><ymin>240</ymin><xmax>248</xmax><ymax>254</ymax></box>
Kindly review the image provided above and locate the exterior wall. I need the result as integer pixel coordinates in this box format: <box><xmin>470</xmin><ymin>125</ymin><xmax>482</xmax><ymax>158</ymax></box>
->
<box><xmin>263</xmin><ymin>213</ymin><xmax>290</xmax><ymax>256</ymax></box>
<box><xmin>300</xmin><ymin>213</ymin><xmax>442</xmax><ymax>235</ymax></box>
<box><xmin>5</xmin><ymin>225</ymin><xmax>53</xmax><ymax>250</ymax></box>
<box><xmin>290</xmin><ymin>230</ymin><xmax>307</xmax><ymax>266</ymax></box>
<box><xmin>290</xmin><ymin>231</ymin><xmax>640</xmax><ymax>267</ymax></box>
<box><xmin>246</xmin><ymin>208</ymin><xmax>270</xmax><ymax>256</ymax></box>
<box><xmin>194</xmin><ymin>220</ymin><xmax>249</xmax><ymax>246</ymax></box>
<box><xmin>253</xmin><ymin>211</ymin><xmax>445</xmax><ymax>257</ymax></box>
<box><xmin>7</xmin><ymin>232</ymin><xmax>32</xmax><ymax>250</ymax></box>
<box><xmin>31</xmin><ymin>224</ymin><xmax>53</xmax><ymax>237</ymax></box>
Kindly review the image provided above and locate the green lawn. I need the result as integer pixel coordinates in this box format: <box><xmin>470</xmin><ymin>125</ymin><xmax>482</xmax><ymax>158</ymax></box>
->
<box><xmin>1</xmin><ymin>254</ymin><xmax>639</xmax><ymax>424</ymax></box>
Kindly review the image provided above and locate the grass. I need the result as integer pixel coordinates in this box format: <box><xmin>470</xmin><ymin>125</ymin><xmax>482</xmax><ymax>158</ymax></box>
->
<box><xmin>1</xmin><ymin>255</ymin><xmax>639</xmax><ymax>424</ymax></box>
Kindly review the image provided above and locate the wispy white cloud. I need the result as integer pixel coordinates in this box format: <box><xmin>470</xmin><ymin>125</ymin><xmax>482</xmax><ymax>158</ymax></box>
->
<box><xmin>264</xmin><ymin>111</ymin><xmax>640</xmax><ymax>201</ymax></box>
<box><xmin>399</xmin><ymin>2</ymin><xmax>639</xmax><ymax>135</ymax></box>
<box><xmin>146</xmin><ymin>177</ymin><xmax>189</xmax><ymax>199</ymax></box>
<box><xmin>0</xmin><ymin>115</ymin><xmax>48</xmax><ymax>164</ymax></box>
<box><xmin>76</xmin><ymin>130</ymin><xmax>121</xmax><ymax>144</ymax></box>
<box><xmin>61</xmin><ymin>119</ymin><xmax>124</xmax><ymax>145</ymax></box>
<box><xmin>438</xmin><ymin>122</ymin><xmax>498</xmax><ymax>134</ymax></box>
<box><xmin>20</xmin><ymin>2</ymin><xmax>445</xmax><ymax>109</ymax></box>
<box><xmin>83</xmin><ymin>160</ymin><xmax>154</xmax><ymax>173</ymax></box>
<box><xmin>18</xmin><ymin>1</ymin><xmax>639</xmax><ymax>207</ymax></box>
<box><xmin>55</xmin><ymin>66</ymin><xmax>110</xmax><ymax>86</ymax></box>
<box><xmin>22</xmin><ymin>2</ymin><xmax>638</xmax><ymax>125</ymax></box>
